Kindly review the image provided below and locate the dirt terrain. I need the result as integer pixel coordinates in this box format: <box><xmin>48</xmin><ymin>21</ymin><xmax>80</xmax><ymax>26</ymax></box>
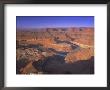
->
<box><xmin>16</xmin><ymin>27</ymin><xmax>94</xmax><ymax>74</ymax></box>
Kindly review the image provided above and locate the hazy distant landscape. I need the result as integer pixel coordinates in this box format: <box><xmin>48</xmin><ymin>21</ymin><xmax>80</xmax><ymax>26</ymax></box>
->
<box><xmin>16</xmin><ymin>16</ymin><xmax>94</xmax><ymax>74</ymax></box>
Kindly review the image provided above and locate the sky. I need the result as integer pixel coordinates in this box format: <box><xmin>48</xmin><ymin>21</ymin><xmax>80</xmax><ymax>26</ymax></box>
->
<box><xmin>16</xmin><ymin>16</ymin><xmax>94</xmax><ymax>29</ymax></box>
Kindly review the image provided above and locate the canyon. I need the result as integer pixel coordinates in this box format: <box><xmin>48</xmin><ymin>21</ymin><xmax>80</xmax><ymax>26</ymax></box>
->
<box><xmin>16</xmin><ymin>27</ymin><xmax>94</xmax><ymax>74</ymax></box>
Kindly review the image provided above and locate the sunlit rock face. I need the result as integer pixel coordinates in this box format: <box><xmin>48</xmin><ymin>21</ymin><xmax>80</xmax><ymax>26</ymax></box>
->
<box><xmin>64</xmin><ymin>48</ymin><xmax>94</xmax><ymax>63</ymax></box>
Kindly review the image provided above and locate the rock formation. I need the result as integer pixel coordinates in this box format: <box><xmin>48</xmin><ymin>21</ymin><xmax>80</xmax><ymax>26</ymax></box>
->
<box><xmin>16</xmin><ymin>27</ymin><xmax>94</xmax><ymax>74</ymax></box>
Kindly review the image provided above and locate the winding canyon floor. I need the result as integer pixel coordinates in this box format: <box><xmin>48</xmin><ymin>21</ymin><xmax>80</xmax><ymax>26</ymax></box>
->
<box><xmin>16</xmin><ymin>27</ymin><xmax>94</xmax><ymax>74</ymax></box>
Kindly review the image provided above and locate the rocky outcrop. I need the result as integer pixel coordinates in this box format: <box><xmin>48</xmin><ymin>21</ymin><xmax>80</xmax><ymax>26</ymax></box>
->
<box><xmin>65</xmin><ymin>48</ymin><xmax>94</xmax><ymax>63</ymax></box>
<box><xmin>20</xmin><ymin>61</ymin><xmax>38</xmax><ymax>74</ymax></box>
<box><xmin>16</xmin><ymin>48</ymin><xmax>45</xmax><ymax>61</ymax></box>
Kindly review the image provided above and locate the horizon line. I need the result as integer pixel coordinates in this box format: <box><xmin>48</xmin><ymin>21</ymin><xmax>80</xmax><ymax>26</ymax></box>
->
<box><xmin>17</xmin><ymin>26</ymin><xmax>94</xmax><ymax>30</ymax></box>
